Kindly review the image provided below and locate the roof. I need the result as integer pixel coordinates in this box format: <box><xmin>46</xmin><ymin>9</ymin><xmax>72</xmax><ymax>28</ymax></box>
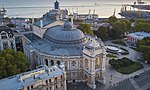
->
<box><xmin>0</xmin><ymin>66</ymin><xmax>65</xmax><ymax>90</ymax></box>
<box><xmin>127</xmin><ymin>32</ymin><xmax>150</xmax><ymax>40</ymax></box>
<box><xmin>0</xmin><ymin>26</ymin><xmax>14</xmax><ymax>35</ymax></box>
<box><xmin>33</xmin><ymin>17</ymin><xmax>56</xmax><ymax>28</ymax></box>
<box><xmin>24</xmin><ymin>32</ymin><xmax>105</xmax><ymax>57</ymax></box>
<box><xmin>43</xmin><ymin>25</ymin><xmax>85</xmax><ymax>44</ymax></box>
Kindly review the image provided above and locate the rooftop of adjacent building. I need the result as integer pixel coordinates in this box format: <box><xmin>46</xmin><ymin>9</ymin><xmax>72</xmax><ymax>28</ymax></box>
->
<box><xmin>0</xmin><ymin>65</ymin><xmax>65</xmax><ymax>90</ymax></box>
<box><xmin>127</xmin><ymin>31</ymin><xmax>150</xmax><ymax>40</ymax></box>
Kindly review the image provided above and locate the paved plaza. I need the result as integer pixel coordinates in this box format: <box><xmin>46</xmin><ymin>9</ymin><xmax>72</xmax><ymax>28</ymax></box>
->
<box><xmin>109</xmin><ymin>70</ymin><xmax>150</xmax><ymax>90</ymax></box>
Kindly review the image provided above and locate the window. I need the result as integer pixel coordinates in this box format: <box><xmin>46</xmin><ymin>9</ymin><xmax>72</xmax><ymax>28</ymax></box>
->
<box><xmin>56</xmin><ymin>85</ymin><xmax>57</xmax><ymax>89</ymax></box>
<box><xmin>71</xmin><ymin>61</ymin><xmax>76</xmax><ymax>66</ymax></box>
<box><xmin>50</xmin><ymin>60</ymin><xmax>54</xmax><ymax>66</ymax></box>
<box><xmin>49</xmin><ymin>79</ymin><xmax>51</xmax><ymax>84</ymax></box>
<box><xmin>31</xmin><ymin>85</ymin><xmax>33</xmax><ymax>89</ymax></box>
<box><xmin>57</xmin><ymin>61</ymin><xmax>60</xmax><ymax>65</ymax></box>
<box><xmin>45</xmin><ymin>59</ymin><xmax>48</xmax><ymax>66</ymax></box>
<box><xmin>46</xmin><ymin>80</ymin><xmax>48</xmax><ymax>85</ymax></box>
<box><xmin>27</xmin><ymin>86</ymin><xmax>30</xmax><ymax>90</ymax></box>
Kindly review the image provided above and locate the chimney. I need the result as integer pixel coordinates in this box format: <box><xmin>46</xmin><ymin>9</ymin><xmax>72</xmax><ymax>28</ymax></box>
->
<box><xmin>71</xmin><ymin>17</ymin><xmax>73</xmax><ymax>24</ymax></box>
<box><xmin>32</xmin><ymin>17</ymin><xmax>34</xmax><ymax>25</ymax></box>
<box><xmin>88</xmin><ymin>9</ymin><xmax>91</xmax><ymax>19</ymax></box>
<box><xmin>40</xmin><ymin>20</ymin><xmax>43</xmax><ymax>28</ymax></box>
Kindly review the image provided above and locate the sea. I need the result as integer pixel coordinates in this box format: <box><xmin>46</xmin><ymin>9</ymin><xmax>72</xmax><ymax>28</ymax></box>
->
<box><xmin>0</xmin><ymin>0</ymin><xmax>150</xmax><ymax>18</ymax></box>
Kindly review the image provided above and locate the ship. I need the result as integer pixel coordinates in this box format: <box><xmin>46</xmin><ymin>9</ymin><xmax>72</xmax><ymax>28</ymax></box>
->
<box><xmin>130</xmin><ymin>0</ymin><xmax>150</xmax><ymax>10</ymax></box>
<box><xmin>0</xmin><ymin>7</ymin><xmax>7</xmax><ymax>19</ymax></box>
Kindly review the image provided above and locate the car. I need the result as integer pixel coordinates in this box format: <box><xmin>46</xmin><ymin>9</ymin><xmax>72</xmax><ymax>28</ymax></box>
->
<box><xmin>134</xmin><ymin>74</ymin><xmax>139</xmax><ymax>78</ymax></box>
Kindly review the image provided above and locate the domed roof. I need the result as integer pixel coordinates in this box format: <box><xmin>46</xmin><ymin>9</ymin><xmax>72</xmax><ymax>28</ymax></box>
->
<box><xmin>64</xmin><ymin>21</ymin><xmax>72</xmax><ymax>30</ymax></box>
<box><xmin>44</xmin><ymin>22</ymin><xmax>86</xmax><ymax>44</ymax></box>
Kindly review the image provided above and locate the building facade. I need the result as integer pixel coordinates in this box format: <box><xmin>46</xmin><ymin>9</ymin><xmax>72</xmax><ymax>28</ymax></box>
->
<box><xmin>0</xmin><ymin>26</ymin><xmax>16</xmax><ymax>50</ymax></box>
<box><xmin>127</xmin><ymin>32</ymin><xmax>150</xmax><ymax>43</ymax></box>
<box><xmin>22</xmin><ymin>21</ymin><xmax>106</xmax><ymax>89</ymax></box>
<box><xmin>0</xmin><ymin>65</ymin><xmax>66</xmax><ymax>90</ymax></box>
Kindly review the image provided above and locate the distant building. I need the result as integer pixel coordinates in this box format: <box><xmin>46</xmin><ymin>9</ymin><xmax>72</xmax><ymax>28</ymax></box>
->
<box><xmin>0</xmin><ymin>7</ymin><xmax>7</xmax><ymax>19</ymax></box>
<box><xmin>32</xmin><ymin>1</ymin><xmax>68</xmax><ymax>38</ymax></box>
<box><xmin>22</xmin><ymin>1</ymin><xmax>106</xmax><ymax>89</ymax></box>
<box><xmin>54</xmin><ymin>0</ymin><xmax>59</xmax><ymax>9</ymax></box>
<box><xmin>127</xmin><ymin>32</ymin><xmax>150</xmax><ymax>43</ymax></box>
<box><xmin>0</xmin><ymin>26</ymin><xmax>16</xmax><ymax>50</ymax></box>
<box><xmin>11</xmin><ymin>18</ymin><xmax>30</xmax><ymax>29</ymax></box>
<box><xmin>69</xmin><ymin>13</ymin><xmax>98</xmax><ymax>20</ymax></box>
<box><xmin>0</xmin><ymin>65</ymin><xmax>67</xmax><ymax>90</ymax></box>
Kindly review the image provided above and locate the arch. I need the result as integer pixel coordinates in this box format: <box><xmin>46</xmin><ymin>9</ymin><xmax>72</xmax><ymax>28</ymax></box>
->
<box><xmin>84</xmin><ymin>74</ymin><xmax>88</xmax><ymax>81</ymax></box>
<box><xmin>57</xmin><ymin>61</ymin><xmax>60</xmax><ymax>65</ymax></box>
<box><xmin>71</xmin><ymin>61</ymin><xmax>76</xmax><ymax>66</ymax></box>
<box><xmin>1</xmin><ymin>31</ymin><xmax>8</xmax><ymax>39</ymax></box>
<box><xmin>50</xmin><ymin>60</ymin><xmax>54</xmax><ymax>66</ymax></box>
<box><xmin>9</xmin><ymin>34</ymin><xmax>13</xmax><ymax>38</ymax></box>
<box><xmin>45</xmin><ymin>59</ymin><xmax>48</xmax><ymax>66</ymax></box>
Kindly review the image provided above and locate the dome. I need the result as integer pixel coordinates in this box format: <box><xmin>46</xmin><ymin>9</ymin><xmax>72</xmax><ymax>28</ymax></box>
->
<box><xmin>44</xmin><ymin>24</ymin><xmax>86</xmax><ymax>45</ymax></box>
<box><xmin>64</xmin><ymin>21</ymin><xmax>72</xmax><ymax>30</ymax></box>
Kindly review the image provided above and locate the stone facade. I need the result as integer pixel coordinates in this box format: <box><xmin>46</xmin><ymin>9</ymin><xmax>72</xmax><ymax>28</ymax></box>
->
<box><xmin>23</xmin><ymin>21</ymin><xmax>106</xmax><ymax>89</ymax></box>
<box><xmin>0</xmin><ymin>26</ymin><xmax>16</xmax><ymax>50</ymax></box>
<box><xmin>0</xmin><ymin>66</ymin><xmax>67</xmax><ymax>90</ymax></box>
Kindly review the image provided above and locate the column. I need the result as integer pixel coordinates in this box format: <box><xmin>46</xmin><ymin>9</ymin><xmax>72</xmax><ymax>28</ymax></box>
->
<box><xmin>90</xmin><ymin>59</ymin><xmax>95</xmax><ymax>74</ymax></box>
<box><xmin>13</xmin><ymin>37</ymin><xmax>16</xmax><ymax>50</ymax></box>
<box><xmin>6</xmin><ymin>34</ymin><xmax>11</xmax><ymax>48</ymax></box>
<box><xmin>98</xmin><ymin>53</ymin><xmax>106</xmax><ymax>84</ymax></box>
<box><xmin>87</xmin><ymin>75</ymin><xmax>96</xmax><ymax>89</ymax></box>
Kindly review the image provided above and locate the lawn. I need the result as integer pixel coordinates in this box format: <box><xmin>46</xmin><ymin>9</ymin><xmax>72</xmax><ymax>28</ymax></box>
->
<box><xmin>109</xmin><ymin>57</ymin><xmax>144</xmax><ymax>74</ymax></box>
<box><xmin>106</xmin><ymin>54</ymin><xmax>117</xmax><ymax>58</ymax></box>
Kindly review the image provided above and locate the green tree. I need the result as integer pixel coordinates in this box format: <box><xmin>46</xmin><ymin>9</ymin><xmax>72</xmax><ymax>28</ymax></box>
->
<box><xmin>0</xmin><ymin>49</ymin><xmax>29</xmax><ymax>79</ymax></box>
<box><xmin>94</xmin><ymin>26</ymin><xmax>109</xmax><ymax>40</ymax></box>
<box><xmin>7</xmin><ymin>24</ymin><xmax>16</xmax><ymax>28</ymax></box>
<box><xmin>111</xmin><ymin>20</ymin><xmax>127</xmax><ymax>38</ymax></box>
<box><xmin>134</xmin><ymin>22</ymin><xmax>150</xmax><ymax>32</ymax></box>
<box><xmin>108</xmin><ymin>15</ymin><xmax>117</xmax><ymax>25</ymax></box>
<box><xmin>77</xmin><ymin>23</ymin><xmax>94</xmax><ymax>36</ymax></box>
<box><xmin>136</xmin><ymin>37</ymin><xmax>150</xmax><ymax>63</ymax></box>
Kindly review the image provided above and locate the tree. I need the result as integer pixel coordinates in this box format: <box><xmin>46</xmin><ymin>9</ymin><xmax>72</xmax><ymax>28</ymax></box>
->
<box><xmin>108</xmin><ymin>15</ymin><xmax>117</xmax><ymax>25</ymax></box>
<box><xmin>111</xmin><ymin>21</ymin><xmax>127</xmax><ymax>38</ymax></box>
<box><xmin>0</xmin><ymin>49</ymin><xmax>29</xmax><ymax>79</ymax></box>
<box><xmin>94</xmin><ymin>26</ymin><xmax>109</xmax><ymax>40</ymax></box>
<box><xmin>7</xmin><ymin>24</ymin><xmax>16</xmax><ymax>28</ymax></box>
<box><xmin>134</xmin><ymin>22</ymin><xmax>150</xmax><ymax>32</ymax></box>
<box><xmin>136</xmin><ymin>37</ymin><xmax>150</xmax><ymax>63</ymax></box>
<box><xmin>77</xmin><ymin>23</ymin><xmax>94</xmax><ymax>36</ymax></box>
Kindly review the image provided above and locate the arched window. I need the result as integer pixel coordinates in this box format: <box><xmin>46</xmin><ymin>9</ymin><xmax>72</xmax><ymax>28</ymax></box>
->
<box><xmin>9</xmin><ymin>34</ymin><xmax>13</xmax><ymax>38</ymax></box>
<box><xmin>50</xmin><ymin>60</ymin><xmax>54</xmax><ymax>66</ymax></box>
<box><xmin>57</xmin><ymin>61</ymin><xmax>60</xmax><ymax>65</ymax></box>
<box><xmin>71</xmin><ymin>61</ymin><xmax>76</xmax><ymax>66</ymax></box>
<box><xmin>1</xmin><ymin>32</ymin><xmax>8</xmax><ymax>39</ymax></box>
<box><xmin>45</xmin><ymin>59</ymin><xmax>48</xmax><ymax>66</ymax></box>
